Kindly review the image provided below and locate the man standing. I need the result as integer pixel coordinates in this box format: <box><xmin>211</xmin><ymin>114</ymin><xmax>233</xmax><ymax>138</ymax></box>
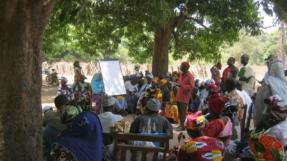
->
<box><xmin>176</xmin><ymin>62</ymin><xmax>195</xmax><ymax>131</ymax></box>
<box><xmin>238</xmin><ymin>54</ymin><xmax>255</xmax><ymax>96</ymax></box>
<box><xmin>222</xmin><ymin>57</ymin><xmax>238</xmax><ymax>92</ymax></box>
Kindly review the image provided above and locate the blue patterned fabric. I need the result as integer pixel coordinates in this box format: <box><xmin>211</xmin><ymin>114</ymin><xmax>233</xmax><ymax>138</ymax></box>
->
<box><xmin>55</xmin><ymin>112</ymin><xmax>103</xmax><ymax>161</ymax></box>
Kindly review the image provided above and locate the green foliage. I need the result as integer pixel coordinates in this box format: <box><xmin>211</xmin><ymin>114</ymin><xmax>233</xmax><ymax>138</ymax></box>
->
<box><xmin>43</xmin><ymin>0</ymin><xmax>125</xmax><ymax>62</ymax></box>
<box><xmin>172</xmin><ymin>0</ymin><xmax>261</xmax><ymax>62</ymax></box>
<box><xmin>221</xmin><ymin>31</ymin><xmax>281</xmax><ymax>65</ymax></box>
<box><xmin>43</xmin><ymin>0</ymin><xmax>262</xmax><ymax>64</ymax></box>
<box><xmin>271</xmin><ymin>148</ymin><xmax>284</xmax><ymax>161</ymax></box>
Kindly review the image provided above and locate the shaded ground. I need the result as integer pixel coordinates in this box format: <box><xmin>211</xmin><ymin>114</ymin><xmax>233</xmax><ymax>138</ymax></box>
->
<box><xmin>42</xmin><ymin>85</ymin><xmax>57</xmax><ymax>103</ymax></box>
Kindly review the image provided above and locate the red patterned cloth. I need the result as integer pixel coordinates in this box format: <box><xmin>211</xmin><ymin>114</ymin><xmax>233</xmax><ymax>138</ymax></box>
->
<box><xmin>222</xmin><ymin>66</ymin><xmax>233</xmax><ymax>82</ymax></box>
<box><xmin>177</xmin><ymin>136</ymin><xmax>224</xmax><ymax>161</ymax></box>
<box><xmin>203</xmin><ymin>119</ymin><xmax>225</xmax><ymax>138</ymax></box>
<box><xmin>208</xmin><ymin>95</ymin><xmax>228</xmax><ymax>115</ymax></box>
<box><xmin>207</xmin><ymin>83</ymin><xmax>220</xmax><ymax>95</ymax></box>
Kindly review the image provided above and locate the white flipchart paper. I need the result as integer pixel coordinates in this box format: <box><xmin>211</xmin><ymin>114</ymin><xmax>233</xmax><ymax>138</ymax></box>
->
<box><xmin>99</xmin><ymin>60</ymin><xmax>126</xmax><ymax>96</ymax></box>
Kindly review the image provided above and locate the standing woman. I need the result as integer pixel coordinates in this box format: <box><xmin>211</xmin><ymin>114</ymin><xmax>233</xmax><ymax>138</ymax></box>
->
<box><xmin>91</xmin><ymin>72</ymin><xmax>104</xmax><ymax>114</ymax></box>
<box><xmin>72</xmin><ymin>73</ymin><xmax>92</xmax><ymax>111</ymax></box>
<box><xmin>175</xmin><ymin>62</ymin><xmax>195</xmax><ymax>131</ymax></box>
<box><xmin>73</xmin><ymin>60</ymin><xmax>84</xmax><ymax>76</ymax></box>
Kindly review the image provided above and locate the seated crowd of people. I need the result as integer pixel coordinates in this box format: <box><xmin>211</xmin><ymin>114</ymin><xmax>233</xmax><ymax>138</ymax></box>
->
<box><xmin>43</xmin><ymin>55</ymin><xmax>287</xmax><ymax>161</ymax></box>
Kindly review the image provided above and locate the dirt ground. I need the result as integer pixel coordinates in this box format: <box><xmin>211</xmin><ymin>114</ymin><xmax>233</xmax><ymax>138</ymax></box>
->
<box><xmin>42</xmin><ymin>85</ymin><xmax>57</xmax><ymax>103</ymax></box>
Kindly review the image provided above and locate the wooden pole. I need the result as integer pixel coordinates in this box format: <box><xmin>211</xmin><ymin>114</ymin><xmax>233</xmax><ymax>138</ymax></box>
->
<box><xmin>280</xmin><ymin>22</ymin><xmax>286</xmax><ymax>63</ymax></box>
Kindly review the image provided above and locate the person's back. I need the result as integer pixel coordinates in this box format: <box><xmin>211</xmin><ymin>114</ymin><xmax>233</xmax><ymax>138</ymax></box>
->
<box><xmin>43</xmin><ymin>95</ymin><xmax>70</xmax><ymax>160</ymax></box>
<box><xmin>130</xmin><ymin>99</ymin><xmax>172</xmax><ymax>137</ymax></box>
<box><xmin>130</xmin><ymin>114</ymin><xmax>171</xmax><ymax>135</ymax></box>
<box><xmin>98</xmin><ymin>95</ymin><xmax>123</xmax><ymax>147</ymax></box>
<box><xmin>99</xmin><ymin>111</ymin><xmax>123</xmax><ymax>133</ymax></box>
<box><xmin>177</xmin><ymin>113</ymin><xmax>224</xmax><ymax>161</ymax></box>
<box><xmin>203</xmin><ymin>95</ymin><xmax>233</xmax><ymax>143</ymax></box>
<box><xmin>130</xmin><ymin>113</ymin><xmax>172</xmax><ymax>148</ymax></box>
<box><xmin>43</xmin><ymin>110</ymin><xmax>66</xmax><ymax>131</ymax></box>
<box><xmin>51</xmin><ymin>111</ymin><xmax>103</xmax><ymax>161</ymax></box>
<box><xmin>177</xmin><ymin>136</ymin><xmax>224</xmax><ymax>161</ymax></box>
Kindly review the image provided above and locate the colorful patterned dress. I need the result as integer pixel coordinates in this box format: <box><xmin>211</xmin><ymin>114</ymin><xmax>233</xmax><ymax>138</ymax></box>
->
<box><xmin>164</xmin><ymin>83</ymin><xmax>179</xmax><ymax>123</ymax></box>
<box><xmin>248</xmin><ymin>131</ymin><xmax>284</xmax><ymax>161</ymax></box>
<box><xmin>177</xmin><ymin>136</ymin><xmax>224</xmax><ymax>161</ymax></box>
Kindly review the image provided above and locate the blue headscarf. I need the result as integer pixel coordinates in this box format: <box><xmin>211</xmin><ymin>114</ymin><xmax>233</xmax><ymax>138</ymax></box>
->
<box><xmin>91</xmin><ymin>73</ymin><xmax>104</xmax><ymax>94</ymax></box>
<box><xmin>55</xmin><ymin>112</ymin><xmax>103</xmax><ymax>161</ymax></box>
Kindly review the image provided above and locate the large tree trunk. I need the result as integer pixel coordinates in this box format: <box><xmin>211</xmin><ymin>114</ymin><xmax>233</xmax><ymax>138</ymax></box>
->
<box><xmin>0</xmin><ymin>1</ymin><xmax>55</xmax><ymax>161</ymax></box>
<box><xmin>152</xmin><ymin>24</ymin><xmax>173</xmax><ymax>76</ymax></box>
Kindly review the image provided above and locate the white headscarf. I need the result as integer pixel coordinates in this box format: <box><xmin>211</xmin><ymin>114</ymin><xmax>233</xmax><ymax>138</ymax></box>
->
<box><xmin>264</xmin><ymin>59</ymin><xmax>287</xmax><ymax>109</ymax></box>
<box><xmin>255</xmin><ymin>58</ymin><xmax>287</xmax><ymax>125</ymax></box>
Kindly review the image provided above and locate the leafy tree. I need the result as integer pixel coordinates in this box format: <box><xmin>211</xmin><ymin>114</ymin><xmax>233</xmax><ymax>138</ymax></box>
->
<box><xmin>221</xmin><ymin>31</ymin><xmax>281</xmax><ymax>65</ymax></box>
<box><xmin>44</xmin><ymin>0</ymin><xmax>262</xmax><ymax>76</ymax></box>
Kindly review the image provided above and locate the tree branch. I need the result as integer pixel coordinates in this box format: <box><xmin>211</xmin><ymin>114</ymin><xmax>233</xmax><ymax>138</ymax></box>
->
<box><xmin>172</xmin><ymin>14</ymin><xmax>186</xmax><ymax>30</ymax></box>
<box><xmin>186</xmin><ymin>16</ymin><xmax>208</xmax><ymax>29</ymax></box>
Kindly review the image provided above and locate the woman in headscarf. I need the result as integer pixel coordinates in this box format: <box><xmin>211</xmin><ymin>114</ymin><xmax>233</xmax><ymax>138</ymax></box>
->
<box><xmin>163</xmin><ymin>72</ymin><xmax>180</xmax><ymax>123</ymax></box>
<box><xmin>91</xmin><ymin>72</ymin><xmax>104</xmax><ymax>114</ymax></box>
<box><xmin>203</xmin><ymin>95</ymin><xmax>233</xmax><ymax>145</ymax></box>
<box><xmin>254</xmin><ymin>56</ymin><xmax>287</xmax><ymax>129</ymax></box>
<box><xmin>177</xmin><ymin>114</ymin><xmax>225</xmax><ymax>161</ymax></box>
<box><xmin>210</xmin><ymin>62</ymin><xmax>222</xmax><ymax>86</ymax></box>
<box><xmin>73</xmin><ymin>61</ymin><xmax>84</xmax><ymax>76</ymax></box>
<box><xmin>50</xmin><ymin>107</ymin><xmax>103</xmax><ymax>161</ymax></box>
<box><xmin>72</xmin><ymin>73</ymin><xmax>92</xmax><ymax>111</ymax></box>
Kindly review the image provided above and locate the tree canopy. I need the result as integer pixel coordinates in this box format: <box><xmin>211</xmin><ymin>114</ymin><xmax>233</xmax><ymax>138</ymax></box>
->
<box><xmin>43</xmin><ymin>0</ymin><xmax>262</xmax><ymax>74</ymax></box>
<box><xmin>262</xmin><ymin>0</ymin><xmax>287</xmax><ymax>22</ymax></box>
<box><xmin>221</xmin><ymin>30</ymin><xmax>282</xmax><ymax>65</ymax></box>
